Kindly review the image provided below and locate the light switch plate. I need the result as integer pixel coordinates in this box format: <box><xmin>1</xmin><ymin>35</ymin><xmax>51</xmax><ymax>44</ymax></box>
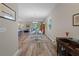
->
<box><xmin>0</xmin><ymin>27</ymin><xmax>6</xmax><ymax>32</ymax></box>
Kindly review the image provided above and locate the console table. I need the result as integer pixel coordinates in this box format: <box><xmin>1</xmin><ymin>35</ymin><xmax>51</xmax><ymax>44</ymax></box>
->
<box><xmin>56</xmin><ymin>37</ymin><xmax>79</xmax><ymax>56</ymax></box>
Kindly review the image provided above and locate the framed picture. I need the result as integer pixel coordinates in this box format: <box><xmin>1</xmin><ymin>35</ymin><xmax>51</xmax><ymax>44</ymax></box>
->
<box><xmin>48</xmin><ymin>19</ymin><xmax>52</xmax><ymax>29</ymax></box>
<box><xmin>0</xmin><ymin>3</ymin><xmax>16</xmax><ymax>21</ymax></box>
<box><xmin>73</xmin><ymin>13</ymin><xmax>79</xmax><ymax>26</ymax></box>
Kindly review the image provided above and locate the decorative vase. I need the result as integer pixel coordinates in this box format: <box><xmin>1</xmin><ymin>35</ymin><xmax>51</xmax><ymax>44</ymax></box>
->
<box><xmin>65</xmin><ymin>32</ymin><xmax>69</xmax><ymax>38</ymax></box>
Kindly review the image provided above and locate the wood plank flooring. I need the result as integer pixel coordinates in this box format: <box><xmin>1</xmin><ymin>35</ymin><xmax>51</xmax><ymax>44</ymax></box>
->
<box><xmin>18</xmin><ymin>32</ymin><xmax>57</xmax><ymax>56</ymax></box>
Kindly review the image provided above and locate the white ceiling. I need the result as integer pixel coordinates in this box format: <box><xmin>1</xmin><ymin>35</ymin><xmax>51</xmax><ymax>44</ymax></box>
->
<box><xmin>17</xmin><ymin>3</ymin><xmax>57</xmax><ymax>22</ymax></box>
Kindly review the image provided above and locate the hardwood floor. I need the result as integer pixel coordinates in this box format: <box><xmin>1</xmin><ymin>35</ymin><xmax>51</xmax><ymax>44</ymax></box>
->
<box><xmin>18</xmin><ymin>32</ymin><xmax>57</xmax><ymax>56</ymax></box>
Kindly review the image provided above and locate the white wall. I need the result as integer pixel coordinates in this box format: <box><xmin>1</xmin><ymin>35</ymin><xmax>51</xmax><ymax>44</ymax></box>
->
<box><xmin>45</xmin><ymin>3</ymin><xmax>79</xmax><ymax>42</ymax></box>
<box><xmin>0</xmin><ymin>3</ymin><xmax>18</xmax><ymax>56</ymax></box>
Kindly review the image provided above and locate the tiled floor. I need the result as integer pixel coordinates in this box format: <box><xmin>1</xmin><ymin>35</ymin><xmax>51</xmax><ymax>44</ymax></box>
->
<box><xmin>18</xmin><ymin>32</ymin><xmax>57</xmax><ymax>56</ymax></box>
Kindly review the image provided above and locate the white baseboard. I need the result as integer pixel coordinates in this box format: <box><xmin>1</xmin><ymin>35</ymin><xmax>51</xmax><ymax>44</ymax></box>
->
<box><xmin>45</xmin><ymin>33</ymin><xmax>57</xmax><ymax>47</ymax></box>
<box><xmin>13</xmin><ymin>49</ymin><xmax>22</xmax><ymax>56</ymax></box>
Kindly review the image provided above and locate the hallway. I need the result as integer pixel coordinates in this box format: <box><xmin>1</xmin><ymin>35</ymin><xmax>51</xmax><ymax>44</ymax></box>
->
<box><xmin>18</xmin><ymin>32</ymin><xmax>57</xmax><ymax>56</ymax></box>
<box><xmin>1</xmin><ymin>3</ymin><xmax>79</xmax><ymax>56</ymax></box>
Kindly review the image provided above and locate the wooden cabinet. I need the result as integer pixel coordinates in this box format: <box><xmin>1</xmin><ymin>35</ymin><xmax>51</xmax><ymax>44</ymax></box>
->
<box><xmin>56</xmin><ymin>37</ymin><xmax>79</xmax><ymax>56</ymax></box>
